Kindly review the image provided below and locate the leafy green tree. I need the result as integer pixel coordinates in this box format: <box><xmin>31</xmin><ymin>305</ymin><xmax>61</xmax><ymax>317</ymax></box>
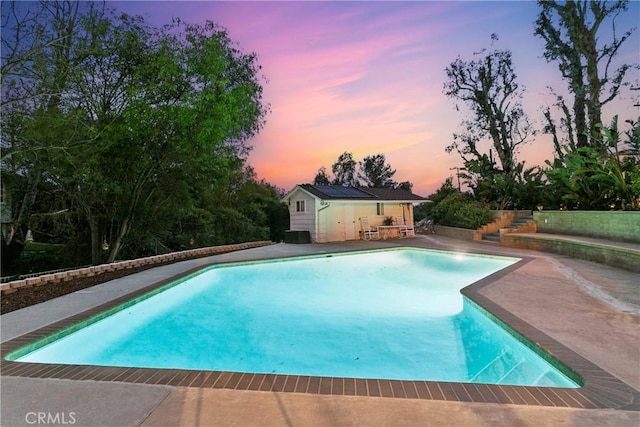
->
<box><xmin>535</xmin><ymin>1</ymin><xmax>635</xmax><ymax>153</ymax></box>
<box><xmin>1</xmin><ymin>1</ymin><xmax>108</xmax><ymax>246</ymax></box>
<box><xmin>395</xmin><ymin>181</ymin><xmax>413</xmax><ymax>191</ymax></box>
<box><xmin>313</xmin><ymin>166</ymin><xmax>331</xmax><ymax>185</ymax></box>
<box><xmin>2</xmin><ymin>3</ymin><xmax>270</xmax><ymax>267</ymax></box>
<box><xmin>414</xmin><ymin>177</ymin><xmax>459</xmax><ymax>221</ymax></box>
<box><xmin>56</xmin><ymin>18</ymin><xmax>266</xmax><ymax>263</ymax></box>
<box><xmin>463</xmin><ymin>157</ymin><xmax>548</xmax><ymax>210</ymax></box>
<box><xmin>430</xmin><ymin>193</ymin><xmax>492</xmax><ymax>229</ymax></box>
<box><xmin>444</xmin><ymin>35</ymin><xmax>534</xmax><ymax>177</ymax></box>
<box><xmin>545</xmin><ymin>116</ymin><xmax>639</xmax><ymax>210</ymax></box>
<box><xmin>314</xmin><ymin>151</ymin><xmax>412</xmax><ymax>189</ymax></box>
<box><xmin>443</xmin><ymin>36</ymin><xmax>538</xmax><ymax>209</ymax></box>
<box><xmin>331</xmin><ymin>152</ymin><xmax>359</xmax><ymax>186</ymax></box>
<box><xmin>232</xmin><ymin>168</ymin><xmax>289</xmax><ymax>242</ymax></box>
<box><xmin>358</xmin><ymin>153</ymin><xmax>396</xmax><ymax>188</ymax></box>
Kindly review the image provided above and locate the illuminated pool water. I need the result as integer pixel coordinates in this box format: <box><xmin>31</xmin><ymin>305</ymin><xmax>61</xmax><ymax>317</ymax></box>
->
<box><xmin>11</xmin><ymin>248</ymin><xmax>578</xmax><ymax>387</ymax></box>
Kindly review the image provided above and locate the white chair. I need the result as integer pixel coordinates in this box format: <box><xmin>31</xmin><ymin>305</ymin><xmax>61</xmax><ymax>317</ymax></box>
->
<box><xmin>395</xmin><ymin>216</ymin><xmax>415</xmax><ymax>238</ymax></box>
<box><xmin>359</xmin><ymin>217</ymin><xmax>380</xmax><ymax>240</ymax></box>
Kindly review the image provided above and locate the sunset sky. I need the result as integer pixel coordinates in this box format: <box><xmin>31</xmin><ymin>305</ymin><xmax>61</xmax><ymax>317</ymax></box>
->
<box><xmin>116</xmin><ymin>1</ymin><xmax>640</xmax><ymax>196</ymax></box>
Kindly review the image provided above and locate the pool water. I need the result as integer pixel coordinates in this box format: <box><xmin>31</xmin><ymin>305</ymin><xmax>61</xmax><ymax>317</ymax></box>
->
<box><xmin>12</xmin><ymin>248</ymin><xmax>578</xmax><ymax>387</ymax></box>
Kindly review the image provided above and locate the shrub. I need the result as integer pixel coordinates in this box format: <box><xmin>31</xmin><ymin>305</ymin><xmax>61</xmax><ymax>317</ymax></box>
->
<box><xmin>10</xmin><ymin>242</ymin><xmax>80</xmax><ymax>276</ymax></box>
<box><xmin>415</xmin><ymin>177</ymin><xmax>459</xmax><ymax>222</ymax></box>
<box><xmin>430</xmin><ymin>193</ymin><xmax>492</xmax><ymax>229</ymax></box>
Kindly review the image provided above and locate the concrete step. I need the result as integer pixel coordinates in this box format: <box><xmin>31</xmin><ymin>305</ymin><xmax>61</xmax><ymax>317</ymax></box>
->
<box><xmin>507</xmin><ymin>216</ymin><xmax>535</xmax><ymax>232</ymax></box>
<box><xmin>512</xmin><ymin>216</ymin><xmax>534</xmax><ymax>225</ymax></box>
<box><xmin>482</xmin><ymin>233</ymin><xmax>501</xmax><ymax>243</ymax></box>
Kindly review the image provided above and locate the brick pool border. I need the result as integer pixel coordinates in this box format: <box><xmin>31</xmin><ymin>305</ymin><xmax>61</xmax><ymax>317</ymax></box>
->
<box><xmin>2</xmin><ymin>251</ymin><xmax>639</xmax><ymax>410</ymax></box>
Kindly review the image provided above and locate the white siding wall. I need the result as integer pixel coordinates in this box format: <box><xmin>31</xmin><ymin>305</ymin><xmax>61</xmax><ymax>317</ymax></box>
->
<box><xmin>324</xmin><ymin>203</ymin><xmax>345</xmax><ymax>242</ymax></box>
<box><xmin>286</xmin><ymin>189</ymin><xmax>418</xmax><ymax>243</ymax></box>
<box><xmin>354</xmin><ymin>203</ymin><xmax>403</xmax><ymax>224</ymax></box>
<box><xmin>377</xmin><ymin>204</ymin><xmax>405</xmax><ymax>225</ymax></box>
<box><xmin>288</xmin><ymin>190</ymin><xmax>317</xmax><ymax>241</ymax></box>
<box><xmin>316</xmin><ymin>208</ymin><xmax>329</xmax><ymax>243</ymax></box>
<box><xmin>353</xmin><ymin>203</ymin><xmax>410</xmax><ymax>239</ymax></box>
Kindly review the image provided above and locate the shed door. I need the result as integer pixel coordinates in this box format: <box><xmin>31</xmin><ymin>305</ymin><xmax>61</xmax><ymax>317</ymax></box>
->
<box><xmin>344</xmin><ymin>205</ymin><xmax>356</xmax><ymax>240</ymax></box>
<box><xmin>327</xmin><ymin>205</ymin><xmax>345</xmax><ymax>242</ymax></box>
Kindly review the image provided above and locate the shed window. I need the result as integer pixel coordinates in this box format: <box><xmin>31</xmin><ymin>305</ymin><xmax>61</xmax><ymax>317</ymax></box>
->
<box><xmin>296</xmin><ymin>200</ymin><xmax>305</xmax><ymax>213</ymax></box>
<box><xmin>376</xmin><ymin>203</ymin><xmax>384</xmax><ymax>215</ymax></box>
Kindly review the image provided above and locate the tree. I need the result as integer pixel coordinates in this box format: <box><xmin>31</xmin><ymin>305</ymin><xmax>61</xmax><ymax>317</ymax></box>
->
<box><xmin>313</xmin><ymin>152</ymin><xmax>413</xmax><ymax>189</ymax></box>
<box><xmin>395</xmin><ymin>181</ymin><xmax>413</xmax><ymax>191</ymax></box>
<box><xmin>235</xmin><ymin>178</ymin><xmax>289</xmax><ymax>243</ymax></box>
<box><xmin>313</xmin><ymin>166</ymin><xmax>331</xmax><ymax>185</ymax></box>
<box><xmin>1</xmin><ymin>1</ymin><xmax>108</xmax><ymax>247</ymax></box>
<box><xmin>430</xmin><ymin>192</ymin><xmax>492</xmax><ymax>230</ymax></box>
<box><xmin>545</xmin><ymin>116</ymin><xmax>640</xmax><ymax>210</ymax></box>
<box><xmin>443</xmin><ymin>35</ymin><xmax>534</xmax><ymax>176</ymax></box>
<box><xmin>76</xmin><ymin>18</ymin><xmax>267</xmax><ymax>262</ymax></box>
<box><xmin>330</xmin><ymin>151</ymin><xmax>359</xmax><ymax>186</ymax></box>
<box><xmin>1</xmin><ymin>3</ymin><xmax>270</xmax><ymax>266</ymax></box>
<box><xmin>413</xmin><ymin>177</ymin><xmax>458</xmax><ymax>221</ymax></box>
<box><xmin>358</xmin><ymin>153</ymin><xmax>396</xmax><ymax>188</ymax></box>
<box><xmin>535</xmin><ymin>0</ymin><xmax>636</xmax><ymax>154</ymax></box>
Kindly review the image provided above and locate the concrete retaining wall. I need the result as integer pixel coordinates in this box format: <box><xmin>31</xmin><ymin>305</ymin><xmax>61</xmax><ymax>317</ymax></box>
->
<box><xmin>534</xmin><ymin>211</ymin><xmax>640</xmax><ymax>243</ymax></box>
<box><xmin>1</xmin><ymin>241</ymin><xmax>273</xmax><ymax>296</ymax></box>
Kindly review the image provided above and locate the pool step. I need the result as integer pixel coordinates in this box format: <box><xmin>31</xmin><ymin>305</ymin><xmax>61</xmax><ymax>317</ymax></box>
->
<box><xmin>471</xmin><ymin>354</ymin><xmax>563</xmax><ymax>386</ymax></box>
<box><xmin>497</xmin><ymin>361</ymin><xmax>528</xmax><ymax>384</ymax></box>
<box><xmin>498</xmin><ymin>361</ymin><xmax>559</xmax><ymax>386</ymax></box>
<box><xmin>470</xmin><ymin>352</ymin><xmax>515</xmax><ymax>383</ymax></box>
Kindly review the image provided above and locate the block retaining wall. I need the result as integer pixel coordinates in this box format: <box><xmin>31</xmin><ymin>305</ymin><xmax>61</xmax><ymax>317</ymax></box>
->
<box><xmin>0</xmin><ymin>241</ymin><xmax>273</xmax><ymax>296</ymax></box>
<box><xmin>533</xmin><ymin>211</ymin><xmax>640</xmax><ymax>243</ymax></box>
<box><xmin>501</xmin><ymin>233</ymin><xmax>640</xmax><ymax>273</ymax></box>
<box><xmin>434</xmin><ymin>210</ymin><xmax>533</xmax><ymax>241</ymax></box>
<box><xmin>434</xmin><ymin>225</ymin><xmax>478</xmax><ymax>241</ymax></box>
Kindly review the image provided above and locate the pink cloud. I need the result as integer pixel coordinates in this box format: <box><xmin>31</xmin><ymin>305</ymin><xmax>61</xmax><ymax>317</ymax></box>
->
<box><xmin>115</xmin><ymin>1</ymin><xmax>640</xmax><ymax>196</ymax></box>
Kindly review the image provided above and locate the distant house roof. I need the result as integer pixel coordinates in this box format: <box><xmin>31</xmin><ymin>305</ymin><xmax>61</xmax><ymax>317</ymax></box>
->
<box><xmin>289</xmin><ymin>184</ymin><xmax>426</xmax><ymax>202</ymax></box>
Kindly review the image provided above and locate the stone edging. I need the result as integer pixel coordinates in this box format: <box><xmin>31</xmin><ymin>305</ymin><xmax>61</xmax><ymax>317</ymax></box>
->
<box><xmin>0</xmin><ymin>241</ymin><xmax>273</xmax><ymax>296</ymax></box>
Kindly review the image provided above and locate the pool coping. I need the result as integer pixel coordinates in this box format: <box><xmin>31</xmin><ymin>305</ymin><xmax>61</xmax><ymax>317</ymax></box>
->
<box><xmin>2</xmin><ymin>248</ymin><xmax>639</xmax><ymax>411</ymax></box>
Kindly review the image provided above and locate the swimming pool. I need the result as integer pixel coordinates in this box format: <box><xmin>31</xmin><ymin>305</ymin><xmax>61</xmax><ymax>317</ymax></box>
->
<box><xmin>9</xmin><ymin>248</ymin><xmax>578</xmax><ymax>387</ymax></box>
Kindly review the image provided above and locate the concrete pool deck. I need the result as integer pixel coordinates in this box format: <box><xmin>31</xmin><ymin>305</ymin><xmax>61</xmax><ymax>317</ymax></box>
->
<box><xmin>1</xmin><ymin>235</ymin><xmax>639</xmax><ymax>426</ymax></box>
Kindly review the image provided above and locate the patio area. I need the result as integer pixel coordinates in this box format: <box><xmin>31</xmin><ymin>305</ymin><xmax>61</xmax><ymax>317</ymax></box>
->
<box><xmin>1</xmin><ymin>234</ymin><xmax>639</xmax><ymax>426</ymax></box>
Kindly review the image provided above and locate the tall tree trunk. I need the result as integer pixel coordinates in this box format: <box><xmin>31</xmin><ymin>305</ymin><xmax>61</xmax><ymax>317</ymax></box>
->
<box><xmin>106</xmin><ymin>174</ymin><xmax>149</xmax><ymax>262</ymax></box>
<box><xmin>87</xmin><ymin>215</ymin><xmax>104</xmax><ymax>265</ymax></box>
<box><xmin>585</xmin><ymin>37</ymin><xmax>602</xmax><ymax>143</ymax></box>
<box><xmin>107</xmin><ymin>215</ymin><xmax>132</xmax><ymax>263</ymax></box>
<box><xmin>574</xmin><ymin>94</ymin><xmax>588</xmax><ymax>148</ymax></box>
<box><xmin>14</xmin><ymin>171</ymin><xmax>41</xmax><ymax>239</ymax></box>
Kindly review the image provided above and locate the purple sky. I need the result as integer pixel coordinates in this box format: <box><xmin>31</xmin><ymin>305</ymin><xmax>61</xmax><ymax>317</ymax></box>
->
<box><xmin>114</xmin><ymin>1</ymin><xmax>639</xmax><ymax>196</ymax></box>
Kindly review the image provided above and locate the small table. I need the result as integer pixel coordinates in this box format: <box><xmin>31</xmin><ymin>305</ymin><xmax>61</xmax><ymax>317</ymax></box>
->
<box><xmin>375</xmin><ymin>225</ymin><xmax>408</xmax><ymax>239</ymax></box>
